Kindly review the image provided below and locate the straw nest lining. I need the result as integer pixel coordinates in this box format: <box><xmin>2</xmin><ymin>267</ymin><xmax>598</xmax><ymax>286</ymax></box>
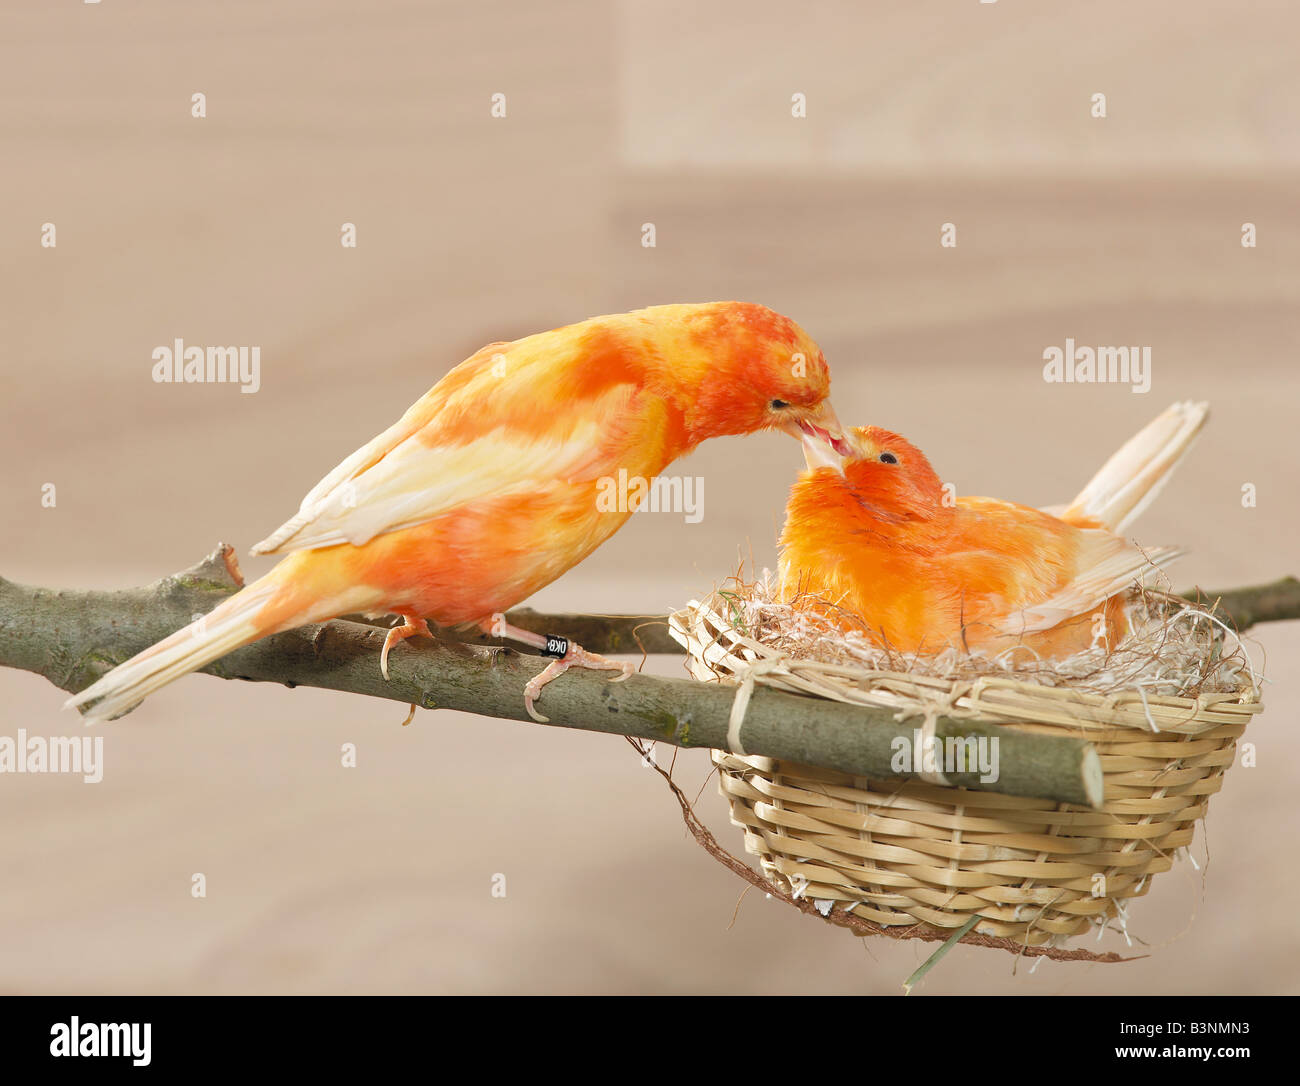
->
<box><xmin>669</xmin><ymin>574</ymin><xmax>1264</xmax><ymax>951</ymax></box>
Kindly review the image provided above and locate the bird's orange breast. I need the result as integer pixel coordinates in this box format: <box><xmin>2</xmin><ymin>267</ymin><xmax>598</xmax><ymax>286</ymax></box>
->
<box><xmin>779</xmin><ymin>483</ymin><xmax>1123</xmax><ymax>656</ymax></box>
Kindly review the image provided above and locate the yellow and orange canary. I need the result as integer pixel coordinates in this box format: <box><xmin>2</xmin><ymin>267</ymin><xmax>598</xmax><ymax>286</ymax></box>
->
<box><xmin>69</xmin><ymin>301</ymin><xmax>847</xmax><ymax>723</ymax></box>
<box><xmin>779</xmin><ymin>402</ymin><xmax>1208</xmax><ymax>657</ymax></box>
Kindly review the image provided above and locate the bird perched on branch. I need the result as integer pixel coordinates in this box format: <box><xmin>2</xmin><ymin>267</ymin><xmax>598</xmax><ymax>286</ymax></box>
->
<box><xmin>68</xmin><ymin>301</ymin><xmax>848</xmax><ymax>723</ymax></box>
<box><xmin>778</xmin><ymin>401</ymin><xmax>1208</xmax><ymax>658</ymax></box>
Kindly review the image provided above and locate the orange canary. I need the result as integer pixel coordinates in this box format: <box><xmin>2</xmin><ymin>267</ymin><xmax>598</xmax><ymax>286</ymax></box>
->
<box><xmin>778</xmin><ymin>402</ymin><xmax>1208</xmax><ymax>658</ymax></box>
<box><xmin>70</xmin><ymin>301</ymin><xmax>848</xmax><ymax>723</ymax></box>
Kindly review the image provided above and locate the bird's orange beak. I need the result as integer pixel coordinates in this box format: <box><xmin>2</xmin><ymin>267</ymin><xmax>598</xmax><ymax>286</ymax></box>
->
<box><xmin>784</xmin><ymin>402</ymin><xmax>852</xmax><ymax>474</ymax></box>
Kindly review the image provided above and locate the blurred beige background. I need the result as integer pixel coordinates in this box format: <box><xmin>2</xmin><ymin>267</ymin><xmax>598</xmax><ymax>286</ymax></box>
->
<box><xmin>1</xmin><ymin>1</ymin><xmax>1297</xmax><ymax>993</ymax></box>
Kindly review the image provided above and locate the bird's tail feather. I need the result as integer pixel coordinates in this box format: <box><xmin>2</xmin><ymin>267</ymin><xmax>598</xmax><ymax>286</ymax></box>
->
<box><xmin>1054</xmin><ymin>400</ymin><xmax>1209</xmax><ymax>534</ymax></box>
<box><xmin>63</xmin><ymin>564</ymin><xmax>348</xmax><ymax>724</ymax></box>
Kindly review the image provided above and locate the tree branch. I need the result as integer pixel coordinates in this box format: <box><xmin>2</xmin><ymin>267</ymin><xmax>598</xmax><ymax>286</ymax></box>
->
<box><xmin>3</xmin><ymin>546</ymin><xmax>1292</xmax><ymax>808</ymax></box>
<box><xmin>1181</xmin><ymin>576</ymin><xmax>1300</xmax><ymax>634</ymax></box>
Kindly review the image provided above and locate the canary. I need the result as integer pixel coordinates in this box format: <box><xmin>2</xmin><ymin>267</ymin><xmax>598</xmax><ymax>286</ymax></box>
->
<box><xmin>69</xmin><ymin>301</ymin><xmax>848</xmax><ymax>723</ymax></box>
<box><xmin>778</xmin><ymin>401</ymin><xmax>1208</xmax><ymax>658</ymax></box>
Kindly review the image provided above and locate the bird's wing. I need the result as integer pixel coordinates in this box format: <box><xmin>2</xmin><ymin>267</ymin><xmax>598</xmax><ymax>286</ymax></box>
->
<box><xmin>250</xmin><ymin>397</ymin><xmax>444</xmax><ymax>555</ymax></box>
<box><xmin>251</xmin><ymin>342</ymin><xmax>638</xmax><ymax>556</ymax></box>
<box><xmin>948</xmin><ymin>498</ymin><xmax>1184</xmax><ymax>636</ymax></box>
<box><xmin>995</xmin><ymin>531</ymin><xmax>1184</xmax><ymax>636</ymax></box>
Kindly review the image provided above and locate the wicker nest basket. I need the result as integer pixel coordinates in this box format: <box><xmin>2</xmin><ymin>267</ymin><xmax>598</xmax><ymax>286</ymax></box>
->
<box><xmin>669</xmin><ymin>591</ymin><xmax>1264</xmax><ymax>951</ymax></box>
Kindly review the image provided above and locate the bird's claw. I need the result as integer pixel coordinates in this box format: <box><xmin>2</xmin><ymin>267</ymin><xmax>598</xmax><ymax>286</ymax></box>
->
<box><xmin>380</xmin><ymin>617</ymin><xmax>432</xmax><ymax>682</ymax></box>
<box><xmin>522</xmin><ymin>648</ymin><xmax>634</xmax><ymax>722</ymax></box>
<box><xmin>524</xmin><ymin>686</ymin><xmax>550</xmax><ymax>724</ymax></box>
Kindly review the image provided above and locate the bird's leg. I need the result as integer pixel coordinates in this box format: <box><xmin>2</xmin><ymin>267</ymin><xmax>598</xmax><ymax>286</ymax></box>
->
<box><xmin>483</xmin><ymin>614</ymin><xmax>634</xmax><ymax>723</ymax></box>
<box><xmin>380</xmin><ymin>615</ymin><xmax>433</xmax><ymax>680</ymax></box>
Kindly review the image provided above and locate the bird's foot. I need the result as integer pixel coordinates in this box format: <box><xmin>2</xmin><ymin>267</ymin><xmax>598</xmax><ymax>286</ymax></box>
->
<box><xmin>380</xmin><ymin>616</ymin><xmax>433</xmax><ymax>680</ymax></box>
<box><xmin>480</xmin><ymin>614</ymin><xmax>633</xmax><ymax>723</ymax></box>
<box><xmin>523</xmin><ymin>646</ymin><xmax>634</xmax><ymax>723</ymax></box>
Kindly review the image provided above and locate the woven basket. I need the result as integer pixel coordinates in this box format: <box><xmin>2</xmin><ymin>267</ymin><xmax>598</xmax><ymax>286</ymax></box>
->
<box><xmin>670</xmin><ymin>596</ymin><xmax>1264</xmax><ymax>949</ymax></box>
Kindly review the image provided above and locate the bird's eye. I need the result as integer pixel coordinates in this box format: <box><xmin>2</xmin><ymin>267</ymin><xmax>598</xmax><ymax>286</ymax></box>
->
<box><xmin>879</xmin><ymin>452</ymin><xmax>898</xmax><ymax>464</ymax></box>
<box><xmin>770</xmin><ymin>399</ymin><xmax>790</xmax><ymax>410</ymax></box>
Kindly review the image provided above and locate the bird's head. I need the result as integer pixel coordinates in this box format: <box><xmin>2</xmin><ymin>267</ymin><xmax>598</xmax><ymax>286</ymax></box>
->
<box><xmin>804</xmin><ymin>425</ymin><xmax>945</xmax><ymax>516</ymax></box>
<box><xmin>653</xmin><ymin>301</ymin><xmax>850</xmax><ymax>464</ymax></box>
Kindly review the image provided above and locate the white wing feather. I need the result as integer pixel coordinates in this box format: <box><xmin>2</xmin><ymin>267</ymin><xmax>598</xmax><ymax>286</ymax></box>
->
<box><xmin>252</xmin><ymin>384</ymin><xmax>635</xmax><ymax>556</ymax></box>
<box><xmin>997</xmin><ymin>532</ymin><xmax>1184</xmax><ymax>636</ymax></box>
